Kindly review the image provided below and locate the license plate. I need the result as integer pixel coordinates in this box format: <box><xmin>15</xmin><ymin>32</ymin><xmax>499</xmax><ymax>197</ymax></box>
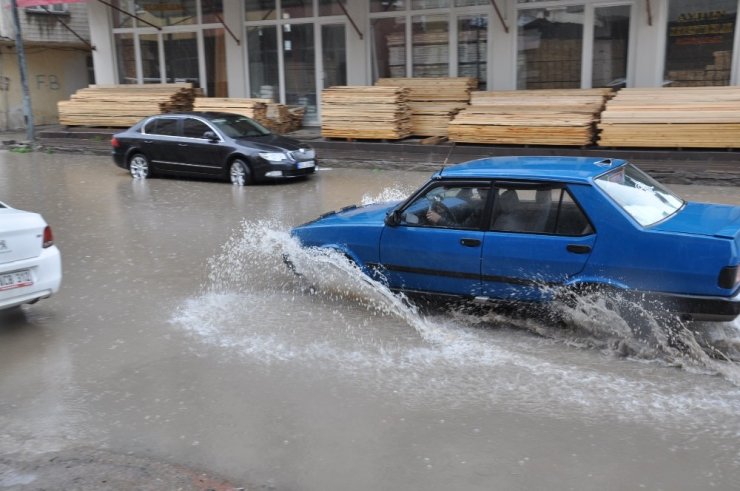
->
<box><xmin>0</xmin><ymin>269</ymin><xmax>33</xmax><ymax>292</ymax></box>
<box><xmin>297</xmin><ymin>161</ymin><xmax>315</xmax><ymax>169</ymax></box>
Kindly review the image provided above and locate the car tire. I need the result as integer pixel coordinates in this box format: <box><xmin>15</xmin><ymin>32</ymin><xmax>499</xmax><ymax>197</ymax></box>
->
<box><xmin>128</xmin><ymin>153</ymin><xmax>151</xmax><ymax>179</ymax></box>
<box><xmin>229</xmin><ymin>159</ymin><xmax>252</xmax><ymax>186</ymax></box>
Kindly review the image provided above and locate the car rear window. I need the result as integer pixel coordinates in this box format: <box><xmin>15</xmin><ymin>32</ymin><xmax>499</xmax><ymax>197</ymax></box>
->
<box><xmin>595</xmin><ymin>164</ymin><xmax>684</xmax><ymax>226</ymax></box>
<box><xmin>145</xmin><ymin>118</ymin><xmax>180</xmax><ymax>136</ymax></box>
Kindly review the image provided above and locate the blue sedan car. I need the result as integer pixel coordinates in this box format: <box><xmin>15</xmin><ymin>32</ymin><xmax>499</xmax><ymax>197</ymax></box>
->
<box><xmin>290</xmin><ymin>156</ymin><xmax>740</xmax><ymax>322</ymax></box>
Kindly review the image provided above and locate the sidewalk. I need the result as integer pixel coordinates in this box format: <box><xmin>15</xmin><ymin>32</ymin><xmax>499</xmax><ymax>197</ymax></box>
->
<box><xmin>3</xmin><ymin>125</ymin><xmax>740</xmax><ymax>186</ymax></box>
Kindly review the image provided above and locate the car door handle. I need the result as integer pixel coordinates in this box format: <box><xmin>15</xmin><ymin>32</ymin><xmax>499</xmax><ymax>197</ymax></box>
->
<box><xmin>567</xmin><ymin>244</ymin><xmax>592</xmax><ymax>254</ymax></box>
<box><xmin>178</xmin><ymin>143</ymin><xmax>188</xmax><ymax>147</ymax></box>
<box><xmin>460</xmin><ymin>238</ymin><xmax>481</xmax><ymax>247</ymax></box>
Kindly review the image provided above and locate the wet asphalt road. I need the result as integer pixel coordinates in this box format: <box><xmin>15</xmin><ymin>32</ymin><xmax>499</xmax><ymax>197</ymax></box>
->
<box><xmin>1</xmin><ymin>151</ymin><xmax>740</xmax><ymax>491</ymax></box>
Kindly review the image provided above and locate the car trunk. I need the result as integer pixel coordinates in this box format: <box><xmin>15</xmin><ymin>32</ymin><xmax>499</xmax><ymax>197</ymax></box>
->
<box><xmin>654</xmin><ymin>202</ymin><xmax>740</xmax><ymax>253</ymax></box>
<box><xmin>0</xmin><ymin>209</ymin><xmax>44</xmax><ymax>264</ymax></box>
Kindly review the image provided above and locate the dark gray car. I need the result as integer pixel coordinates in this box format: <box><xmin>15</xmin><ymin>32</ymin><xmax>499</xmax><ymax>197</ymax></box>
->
<box><xmin>112</xmin><ymin>112</ymin><xmax>316</xmax><ymax>185</ymax></box>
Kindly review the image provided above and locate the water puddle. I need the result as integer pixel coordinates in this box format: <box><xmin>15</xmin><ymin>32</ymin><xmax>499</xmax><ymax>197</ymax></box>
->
<box><xmin>172</xmin><ymin>219</ymin><xmax>740</xmax><ymax>437</ymax></box>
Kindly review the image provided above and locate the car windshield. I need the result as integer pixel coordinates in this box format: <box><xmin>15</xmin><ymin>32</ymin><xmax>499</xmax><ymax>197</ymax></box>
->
<box><xmin>209</xmin><ymin>114</ymin><xmax>271</xmax><ymax>138</ymax></box>
<box><xmin>595</xmin><ymin>164</ymin><xmax>684</xmax><ymax>226</ymax></box>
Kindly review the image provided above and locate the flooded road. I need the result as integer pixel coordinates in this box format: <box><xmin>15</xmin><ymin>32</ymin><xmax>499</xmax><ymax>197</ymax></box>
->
<box><xmin>1</xmin><ymin>151</ymin><xmax>740</xmax><ymax>490</ymax></box>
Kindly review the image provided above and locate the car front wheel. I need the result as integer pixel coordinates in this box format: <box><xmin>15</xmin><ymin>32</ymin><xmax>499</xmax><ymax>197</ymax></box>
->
<box><xmin>229</xmin><ymin>159</ymin><xmax>252</xmax><ymax>186</ymax></box>
<box><xmin>129</xmin><ymin>153</ymin><xmax>150</xmax><ymax>179</ymax></box>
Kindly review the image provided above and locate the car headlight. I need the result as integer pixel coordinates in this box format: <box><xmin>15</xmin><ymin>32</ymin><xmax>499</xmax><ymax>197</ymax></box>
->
<box><xmin>259</xmin><ymin>152</ymin><xmax>289</xmax><ymax>162</ymax></box>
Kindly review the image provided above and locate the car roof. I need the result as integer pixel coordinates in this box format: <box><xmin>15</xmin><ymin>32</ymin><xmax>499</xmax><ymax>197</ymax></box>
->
<box><xmin>150</xmin><ymin>112</ymin><xmax>246</xmax><ymax>120</ymax></box>
<box><xmin>435</xmin><ymin>156</ymin><xmax>628</xmax><ymax>184</ymax></box>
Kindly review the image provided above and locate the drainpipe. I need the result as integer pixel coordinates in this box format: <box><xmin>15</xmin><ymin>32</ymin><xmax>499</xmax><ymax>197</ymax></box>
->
<box><xmin>9</xmin><ymin>0</ymin><xmax>34</xmax><ymax>141</ymax></box>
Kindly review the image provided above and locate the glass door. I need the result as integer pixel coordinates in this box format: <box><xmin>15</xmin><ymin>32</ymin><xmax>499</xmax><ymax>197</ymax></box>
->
<box><xmin>321</xmin><ymin>24</ymin><xmax>347</xmax><ymax>88</ymax></box>
<box><xmin>283</xmin><ymin>23</ymin><xmax>317</xmax><ymax>122</ymax></box>
<box><xmin>592</xmin><ymin>5</ymin><xmax>631</xmax><ymax>88</ymax></box>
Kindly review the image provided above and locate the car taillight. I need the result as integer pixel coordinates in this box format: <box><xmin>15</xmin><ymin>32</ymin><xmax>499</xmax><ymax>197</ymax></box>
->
<box><xmin>718</xmin><ymin>265</ymin><xmax>740</xmax><ymax>289</ymax></box>
<box><xmin>111</xmin><ymin>137</ymin><xmax>120</xmax><ymax>148</ymax></box>
<box><xmin>42</xmin><ymin>226</ymin><xmax>54</xmax><ymax>248</ymax></box>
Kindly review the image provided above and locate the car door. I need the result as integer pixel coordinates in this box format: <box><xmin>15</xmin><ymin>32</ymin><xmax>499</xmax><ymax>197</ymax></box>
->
<box><xmin>180</xmin><ymin>117</ymin><xmax>226</xmax><ymax>175</ymax></box>
<box><xmin>378</xmin><ymin>182</ymin><xmax>490</xmax><ymax>297</ymax></box>
<box><xmin>141</xmin><ymin>116</ymin><xmax>184</xmax><ymax>173</ymax></box>
<box><xmin>480</xmin><ymin>184</ymin><xmax>595</xmax><ymax>301</ymax></box>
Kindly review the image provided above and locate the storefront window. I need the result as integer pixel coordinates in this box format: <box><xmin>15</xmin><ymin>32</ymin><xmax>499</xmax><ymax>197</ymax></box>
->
<box><xmin>115</xmin><ymin>33</ymin><xmax>136</xmax><ymax>84</ymax></box>
<box><xmin>246</xmin><ymin>0</ymin><xmax>277</xmax><ymax>21</ymax></box>
<box><xmin>137</xmin><ymin>0</ymin><xmax>197</xmax><ymax>27</ymax></box>
<box><xmin>284</xmin><ymin>24</ymin><xmax>316</xmax><ymax>120</ymax></box>
<box><xmin>205</xmin><ymin>29</ymin><xmax>228</xmax><ymax>97</ymax></box>
<box><xmin>412</xmin><ymin>0</ymin><xmax>450</xmax><ymax>9</ymax></box>
<box><xmin>163</xmin><ymin>32</ymin><xmax>199</xmax><ymax>85</ymax></box>
<box><xmin>455</xmin><ymin>0</ymin><xmax>487</xmax><ymax>6</ymax></box>
<box><xmin>517</xmin><ymin>6</ymin><xmax>584</xmax><ymax>89</ymax></box>
<box><xmin>140</xmin><ymin>34</ymin><xmax>161</xmax><ymax>83</ymax></box>
<box><xmin>371</xmin><ymin>17</ymin><xmax>406</xmax><ymax>80</ymax></box>
<box><xmin>282</xmin><ymin>0</ymin><xmax>313</xmax><ymax>19</ymax></box>
<box><xmin>319</xmin><ymin>0</ymin><xmax>344</xmax><ymax>16</ymax></box>
<box><xmin>201</xmin><ymin>0</ymin><xmax>224</xmax><ymax>24</ymax></box>
<box><xmin>247</xmin><ymin>26</ymin><xmax>279</xmax><ymax>99</ymax></box>
<box><xmin>322</xmin><ymin>25</ymin><xmax>347</xmax><ymax>87</ymax></box>
<box><xmin>111</xmin><ymin>0</ymin><xmax>135</xmax><ymax>28</ymax></box>
<box><xmin>412</xmin><ymin>15</ymin><xmax>449</xmax><ymax>77</ymax></box>
<box><xmin>664</xmin><ymin>0</ymin><xmax>736</xmax><ymax>86</ymax></box>
<box><xmin>458</xmin><ymin>15</ymin><xmax>487</xmax><ymax>89</ymax></box>
<box><xmin>592</xmin><ymin>5</ymin><xmax>630</xmax><ymax>88</ymax></box>
<box><xmin>371</xmin><ymin>0</ymin><xmax>405</xmax><ymax>13</ymax></box>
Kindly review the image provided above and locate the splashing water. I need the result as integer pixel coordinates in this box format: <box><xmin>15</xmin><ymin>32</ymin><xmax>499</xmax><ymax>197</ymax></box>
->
<box><xmin>173</xmin><ymin>220</ymin><xmax>740</xmax><ymax>433</ymax></box>
<box><xmin>360</xmin><ymin>187</ymin><xmax>413</xmax><ymax>206</ymax></box>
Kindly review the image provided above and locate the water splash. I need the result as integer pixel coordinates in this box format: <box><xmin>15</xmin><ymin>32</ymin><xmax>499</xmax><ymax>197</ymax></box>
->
<box><xmin>172</xmin><ymin>220</ymin><xmax>740</xmax><ymax>432</ymax></box>
<box><xmin>360</xmin><ymin>187</ymin><xmax>413</xmax><ymax>206</ymax></box>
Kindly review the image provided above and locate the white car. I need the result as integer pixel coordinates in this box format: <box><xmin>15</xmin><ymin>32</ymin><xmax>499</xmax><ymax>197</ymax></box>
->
<box><xmin>0</xmin><ymin>201</ymin><xmax>61</xmax><ymax>310</ymax></box>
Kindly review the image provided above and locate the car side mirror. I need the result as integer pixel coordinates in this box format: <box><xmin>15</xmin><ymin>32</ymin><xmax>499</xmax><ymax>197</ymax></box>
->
<box><xmin>203</xmin><ymin>131</ymin><xmax>218</xmax><ymax>142</ymax></box>
<box><xmin>385</xmin><ymin>209</ymin><xmax>401</xmax><ymax>227</ymax></box>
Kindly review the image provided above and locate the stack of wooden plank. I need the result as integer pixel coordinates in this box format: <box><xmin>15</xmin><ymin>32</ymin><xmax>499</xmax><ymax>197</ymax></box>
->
<box><xmin>192</xmin><ymin>97</ymin><xmax>304</xmax><ymax>133</ymax></box>
<box><xmin>597</xmin><ymin>86</ymin><xmax>740</xmax><ymax>148</ymax></box>
<box><xmin>448</xmin><ymin>88</ymin><xmax>613</xmax><ymax>146</ymax></box>
<box><xmin>58</xmin><ymin>83</ymin><xmax>196</xmax><ymax>127</ymax></box>
<box><xmin>321</xmin><ymin>86</ymin><xmax>412</xmax><ymax>140</ymax></box>
<box><xmin>375</xmin><ymin>77</ymin><xmax>477</xmax><ymax>137</ymax></box>
<box><xmin>193</xmin><ymin>97</ymin><xmax>268</xmax><ymax>123</ymax></box>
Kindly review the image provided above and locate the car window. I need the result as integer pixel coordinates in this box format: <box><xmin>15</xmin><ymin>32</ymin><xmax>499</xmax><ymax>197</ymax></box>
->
<box><xmin>490</xmin><ymin>186</ymin><xmax>593</xmax><ymax>236</ymax></box>
<box><xmin>400</xmin><ymin>184</ymin><xmax>489</xmax><ymax>229</ymax></box>
<box><xmin>208</xmin><ymin>114</ymin><xmax>271</xmax><ymax>138</ymax></box>
<box><xmin>595</xmin><ymin>164</ymin><xmax>684</xmax><ymax>227</ymax></box>
<box><xmin>147</xmin><ymin>118</ymin><xmax>180</xmax><ymax>137</ymax></box>
<box><xmin>183</xmin><ymin>118</ymin><xmax>212</xmax><ymax>139</ymax></box>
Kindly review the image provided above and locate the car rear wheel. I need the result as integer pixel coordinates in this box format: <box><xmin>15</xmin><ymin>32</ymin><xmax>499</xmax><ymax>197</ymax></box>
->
<box><xmin>129</xmin><ymin>153</ymin><xmax>151</xmax><ymax>179</ymax></box>
<box><xmin>229</xmin><ymin>159</ymin><xmax>252</xmax><ymax>186</ymax></box>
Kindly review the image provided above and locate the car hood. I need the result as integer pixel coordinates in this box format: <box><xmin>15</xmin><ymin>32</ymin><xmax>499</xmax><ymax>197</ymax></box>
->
<box><xmin>296</xmin><ymin>201</ymin><xmax>400</xmax><ymax>228</ymax></box>
<box><xmin>233</xmin><ymin>134</ymin><xmax>305</xmax><ymax>152</ymax></box>
<box><xmin>653</xmin><ymin>202</ymin><xmax>740</xmax><ymax>239</ymax></box>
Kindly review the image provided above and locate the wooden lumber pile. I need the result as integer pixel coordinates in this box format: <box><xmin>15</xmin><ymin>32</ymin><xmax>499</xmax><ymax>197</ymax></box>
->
<box><xmin>321</xmin><ymin>86</ymin><xmax>412</xmax><ymax>140</ymax></box>
<box><xmin>58</xmin><ymin>83</ymin><xmax>196</xmax><ymax>127</ymax></box>
<box><xmin>193</xmin><ymin>97</ymin><xmax>304</xmax><ymax>134</ymax></box>
<box><xmin>193</xmin><ymin>97</ymin><xmax>268</xmax><ymax>123</ymax></box>
<box><xmin>375</xmin><ymin>77</ymin><xmax>477</xmax><ymax>136</ymax></box>
<box><xmin>597</xmin><ymin>86</ymin><xmax>740</xmax><ymax>148</ymax></box>
<box><xmin>448</xmin><ymin>88</ymin><xmax>613</xmax><ymax>146</ymax></box>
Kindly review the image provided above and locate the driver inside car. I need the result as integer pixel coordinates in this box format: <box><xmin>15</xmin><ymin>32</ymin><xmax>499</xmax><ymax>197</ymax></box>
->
<box><xmin>425</xmin><ymin>187</ymin><xmax>488</xmax><ymax>229</ymax></box>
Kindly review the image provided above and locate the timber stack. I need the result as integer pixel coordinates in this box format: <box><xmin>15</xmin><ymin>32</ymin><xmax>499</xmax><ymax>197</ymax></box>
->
<box><xmin>375</xmin><ymin>77</ymin><xmax>477</xmax><ymax>137</ymax></box>
<box><xmin>193</xmin><ymin>97</ymin><xmax>304</xmax><ymax>134</ymax></box>
<box><xmin>597</xmin><ymin>86</ymin><xmax>740</xmax><ymax>148</ymax></box>
<box><xmin>321</xmin><ymin>86</ymin><xmax>412</xmax><ymax>140</ymax></box>
<box><xmin>193</xmin><ymin>97</ymin><xmax>269</xmax><ymax>124</ymax></box>
<box><xmin>58</xmin><ymin>83</ymin><xmax>196</xmax><ymax>127</ymax></box>
<box><xmin>448</xmin><ymin>88</ymin><xmax>613</xmax><ymax>146</ymax></box>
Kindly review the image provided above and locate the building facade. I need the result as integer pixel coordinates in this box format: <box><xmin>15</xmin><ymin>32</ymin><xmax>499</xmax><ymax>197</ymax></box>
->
<box><xmin>50</xmin><ymin>0</ymin><xmax>740</xmax><ymax>126</ymax></box>
<box><xmin>0</xmin><ymin>1</ymin><xmax>92</xmax><ymax>130</ymax></box>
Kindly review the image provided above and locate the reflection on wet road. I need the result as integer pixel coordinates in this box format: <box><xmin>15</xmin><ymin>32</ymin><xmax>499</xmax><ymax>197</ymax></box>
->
<box><xmin>1</xmin><ymin>152</ymin><xmax>739</xmax><ymax>490</ymax></box>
